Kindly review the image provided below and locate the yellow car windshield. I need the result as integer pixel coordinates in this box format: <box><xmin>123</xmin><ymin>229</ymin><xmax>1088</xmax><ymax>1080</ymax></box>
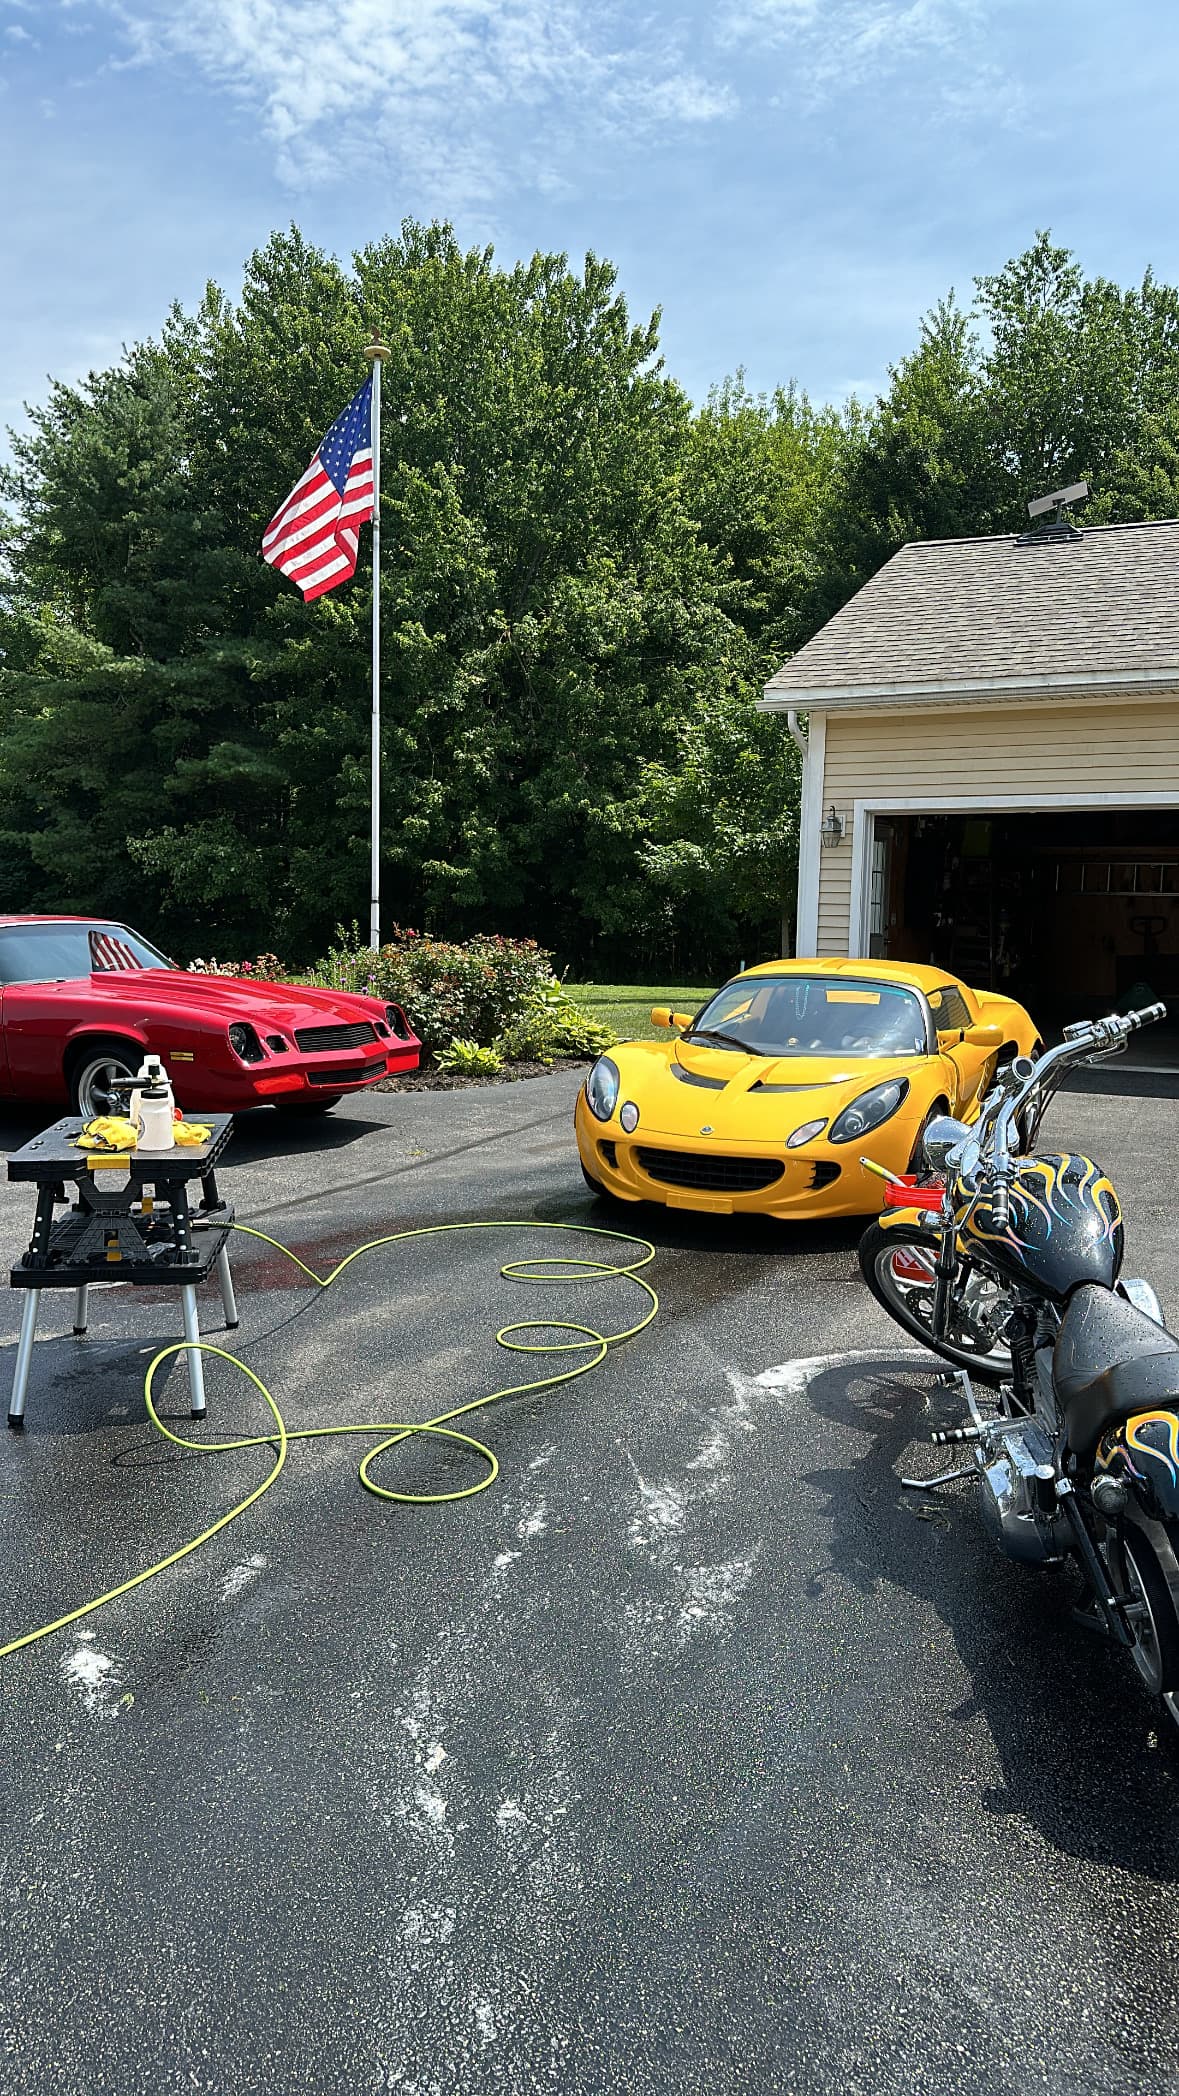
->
<box><xmin>687</xmin><ymin>978</ymin><xmax>927</xmax><ymax>1058</ymax></box>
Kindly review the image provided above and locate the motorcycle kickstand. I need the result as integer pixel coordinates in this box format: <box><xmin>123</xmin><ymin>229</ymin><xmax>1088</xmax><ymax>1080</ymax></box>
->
<box><xmin>900</xmin><ymin>1464</ymin><xmax>976</xmax><ymax>1491</ymax></box>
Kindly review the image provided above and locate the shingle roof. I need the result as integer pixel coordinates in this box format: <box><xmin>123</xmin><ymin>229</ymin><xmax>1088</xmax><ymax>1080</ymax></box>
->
<box><xmin>761</xmin><ymin>519</ymin><xmax>1179</xmax><ymax>706</ymax></box>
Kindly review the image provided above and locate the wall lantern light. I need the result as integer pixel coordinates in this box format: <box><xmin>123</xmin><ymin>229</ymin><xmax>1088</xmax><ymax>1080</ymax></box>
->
<box><xmin>819</xmin><ymin>805</ymin><xmax>845</xmax><ymax>850</ymax></box>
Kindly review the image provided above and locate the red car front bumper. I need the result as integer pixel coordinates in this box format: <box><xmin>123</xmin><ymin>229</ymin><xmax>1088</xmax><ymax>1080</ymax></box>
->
<box><xmin>236</xmin><ymin>1041</ymin><xmax>418</xmax><ymax>1103</ymax></box>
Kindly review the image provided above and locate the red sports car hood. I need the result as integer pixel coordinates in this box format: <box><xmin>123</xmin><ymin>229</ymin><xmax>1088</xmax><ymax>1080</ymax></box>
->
<box><xmin>55</xmin><ymin>971</ymin><xmax>388</xmax><ymax>1030</ymax></box>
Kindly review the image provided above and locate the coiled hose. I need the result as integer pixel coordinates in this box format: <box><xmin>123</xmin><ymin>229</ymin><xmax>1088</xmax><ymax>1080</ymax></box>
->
<box><xmin>0</xmin><ymin>1217</ymin><xmax>658</xmax><ymax>1662</ymax></box>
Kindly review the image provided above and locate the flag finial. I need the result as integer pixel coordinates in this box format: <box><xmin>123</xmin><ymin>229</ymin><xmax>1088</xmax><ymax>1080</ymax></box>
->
<box><xmin>364</xmin><ymin>334</ymin><xmax>391</xmax><ymax>363</ymax></box>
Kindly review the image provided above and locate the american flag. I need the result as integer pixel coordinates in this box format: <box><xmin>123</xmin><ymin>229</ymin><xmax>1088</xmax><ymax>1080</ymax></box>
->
<box><xmin>89</xmin><ymin>927</ymin><xmax>141</xmax><ymax>971</ymax></box>
<box><xmin>262</xmin><ymin>380</ymin><xmax>375</xmax><ymax>601</ymax></box>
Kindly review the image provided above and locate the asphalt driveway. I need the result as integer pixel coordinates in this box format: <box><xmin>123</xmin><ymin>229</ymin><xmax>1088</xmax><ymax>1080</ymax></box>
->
<box><xmin>1</xmin><ymin>1071</ymin><xmax>1178</xmax><ymax>2095</ymax></box>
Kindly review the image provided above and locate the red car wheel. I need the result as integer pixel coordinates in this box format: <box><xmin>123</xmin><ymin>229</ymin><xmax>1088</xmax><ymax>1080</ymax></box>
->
<box><xmin>66</xmin><ymin>1035</ymin><xmax>143</xmax><ymax>1118</ymax></box>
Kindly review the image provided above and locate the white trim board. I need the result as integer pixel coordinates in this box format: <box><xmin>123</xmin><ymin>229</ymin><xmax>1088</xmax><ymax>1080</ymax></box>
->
<box><xmin>794</xmin><ymin>710</ymin><xmax>825</xmax><ymax>956</ymax></box>
<box><xmin>845</xmin><ymin>789</ymin><xmax>1179</xmax><ymax>956</ymax></box>
<box><xmin>760</xmin><ymin>666</ymin><xmax>1179</xmax><ymax>712</ymax></box>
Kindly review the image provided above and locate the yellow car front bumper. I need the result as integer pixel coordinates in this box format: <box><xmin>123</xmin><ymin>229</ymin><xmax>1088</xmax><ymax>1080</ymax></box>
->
<box><xmin>573</xmin><ymin>1091</ymin><xmax>921</xmax><ymax>1220</ymax></box>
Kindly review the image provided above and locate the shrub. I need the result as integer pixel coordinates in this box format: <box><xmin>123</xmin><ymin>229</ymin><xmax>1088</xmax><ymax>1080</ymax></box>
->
<box><xmin>310</xmin><ymin>924</ymin><xmax>557</xmax><ymax>1058</ymax></box>
<box><xmin>495</xmin><ymin>980</ymin><xmax>616</xmax><ymax>1064</ymax></box>
<box><xmin>435</xmin><ymin>1037</ymin><xmax>504</xmax><ymax>1077</ymax></box>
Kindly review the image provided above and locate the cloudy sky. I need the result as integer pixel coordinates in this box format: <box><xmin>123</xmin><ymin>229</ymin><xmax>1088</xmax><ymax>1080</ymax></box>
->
<box><xmin>2</xmin><ymin>0</ymin><xmax>1177</xmax><ymax>444</ymax></box>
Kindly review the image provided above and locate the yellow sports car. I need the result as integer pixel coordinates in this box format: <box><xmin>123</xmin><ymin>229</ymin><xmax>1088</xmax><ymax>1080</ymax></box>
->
<box><xmin>574</xmin><ymin>959</ymin><xmax>1040</xmax><ymax>1220</ymax></box>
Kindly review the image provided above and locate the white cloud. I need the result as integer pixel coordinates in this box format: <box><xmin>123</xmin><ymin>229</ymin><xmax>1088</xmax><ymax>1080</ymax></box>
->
<box><xmin>99</xmin><ymin>0</ymin><xmax>736</xmax><ymax>205</ymax></box>
<box><xmin>719</xmin><ymin>0</ymin><xmax>1016</xmax><ymax>114</ymax></box>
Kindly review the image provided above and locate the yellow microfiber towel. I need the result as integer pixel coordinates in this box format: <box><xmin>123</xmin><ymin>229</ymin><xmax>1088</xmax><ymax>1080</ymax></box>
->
<box><xmin>173</xmin><ymin>1120</ymin><xmax>213</xmax><ymax>1147</ymax></box>
<box><xmin>77</xmin><ymin>1115</ymin><xmax>140</xmax><ymax>1152</ymax></box>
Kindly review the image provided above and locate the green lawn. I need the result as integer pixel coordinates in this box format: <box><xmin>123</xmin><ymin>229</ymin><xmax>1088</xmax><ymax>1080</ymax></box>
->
<box><xmin>564</xmin><ymin>982</ymin><xmax>713</xmax><ymax>1042</ymax></box>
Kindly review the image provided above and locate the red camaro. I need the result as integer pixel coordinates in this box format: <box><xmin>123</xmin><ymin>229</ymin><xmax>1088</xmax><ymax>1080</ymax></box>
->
<box><xmin>0</xmin><ymin>916</ymin><xmax>420</xmax><ymax>1117</ymax></box>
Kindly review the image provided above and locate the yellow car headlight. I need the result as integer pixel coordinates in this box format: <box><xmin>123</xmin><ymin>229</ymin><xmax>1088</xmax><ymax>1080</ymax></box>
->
<box><xmin>829</xmin><ymin>1078</ymin><xmax>909</xmax><ymax>1143</ymax></box>
<box><xmin>585</xmin><ymin>1056</ymin><xmax>620</xmax><ymax>1122</ymax></box>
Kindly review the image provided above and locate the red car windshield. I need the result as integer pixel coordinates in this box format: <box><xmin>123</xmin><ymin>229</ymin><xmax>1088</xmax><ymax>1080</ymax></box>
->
<box><xmin>0</xmin><ymin>923</ymin><xmax>173</xmax><ymax>985</ymax></box>
<box><xmin>687</xmin><ymin>977</ymin><xmax>928</xmax><ymax>1057</ymax></box>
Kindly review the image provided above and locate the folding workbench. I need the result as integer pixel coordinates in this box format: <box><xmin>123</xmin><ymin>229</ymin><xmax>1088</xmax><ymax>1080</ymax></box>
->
<box><xmin>7</xmin><ymin>1114</ymin><xmax>237</xmax><ymax>1428</ymax></box>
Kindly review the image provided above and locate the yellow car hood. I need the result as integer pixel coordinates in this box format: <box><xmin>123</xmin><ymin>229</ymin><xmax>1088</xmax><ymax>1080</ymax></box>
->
<box><xmin>615</xmin><ymin>1038</ymin><xmax>924</xmax><ymax>1142</ymax></box>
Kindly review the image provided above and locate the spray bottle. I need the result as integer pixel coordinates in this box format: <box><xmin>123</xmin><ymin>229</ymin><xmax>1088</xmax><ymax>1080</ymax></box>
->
<box><xmin>129</xmin><ymin>1055</ymin><xmax>177</xmax><ymax>1150</ymax></box>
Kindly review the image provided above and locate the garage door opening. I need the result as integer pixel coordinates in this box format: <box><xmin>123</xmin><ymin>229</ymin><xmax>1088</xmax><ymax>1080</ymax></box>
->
<box><xmin>869</xmin><ymin>808</ymin><xmax>1179</xmax><ymax>1038</ymax></box>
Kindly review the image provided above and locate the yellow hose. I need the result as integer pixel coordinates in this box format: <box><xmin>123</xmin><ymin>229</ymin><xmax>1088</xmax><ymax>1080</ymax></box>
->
<box><xmin>0</xmin><ymin>1218</ymin><xmax>658</xmax><ymax>1662</ymax></box>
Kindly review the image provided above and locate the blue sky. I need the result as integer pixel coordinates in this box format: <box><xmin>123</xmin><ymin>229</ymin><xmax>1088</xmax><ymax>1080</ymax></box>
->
<box><xmin>2</xmin><ymin>0</ymin><xmax>1178</xmax><ymax>448</ymax></box>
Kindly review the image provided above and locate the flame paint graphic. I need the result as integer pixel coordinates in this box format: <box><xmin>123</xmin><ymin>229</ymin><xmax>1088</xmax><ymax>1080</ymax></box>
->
<box><xmin>1124</xmin><ymin>1410</ymin><xmax>1179</xmax><ymax>1488</ymax></box>
<box><xmin>958</xmin><ymin>1153</ymin><xmax>1121</xmax><ymax>1263</ymax></box>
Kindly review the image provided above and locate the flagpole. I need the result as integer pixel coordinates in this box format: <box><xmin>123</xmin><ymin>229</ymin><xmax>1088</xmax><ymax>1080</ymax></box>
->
<box><xmin>364</xmin><ymin>335</ymin><xmax>390</xmax><ymax>952</ymax></box>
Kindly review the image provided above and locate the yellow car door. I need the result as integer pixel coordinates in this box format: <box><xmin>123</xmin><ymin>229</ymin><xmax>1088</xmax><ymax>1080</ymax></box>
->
<box><xmin>928</xmin><ymin>982</ymin><xmax>1002</xmax><ymax>1118</ymax></box>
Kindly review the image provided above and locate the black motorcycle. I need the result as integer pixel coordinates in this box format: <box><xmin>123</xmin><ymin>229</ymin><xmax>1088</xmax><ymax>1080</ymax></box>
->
<box><xmin>858</xmin><ymin>1004</ymin><xmax>1179</xmax><ymax>1726</ymax></box>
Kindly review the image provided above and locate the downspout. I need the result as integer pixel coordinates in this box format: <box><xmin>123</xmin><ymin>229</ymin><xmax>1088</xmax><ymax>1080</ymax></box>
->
<box><xmin>785</xmin><ymin>711</ymin><xmax>808</xmax><ymax>955</ymax></box>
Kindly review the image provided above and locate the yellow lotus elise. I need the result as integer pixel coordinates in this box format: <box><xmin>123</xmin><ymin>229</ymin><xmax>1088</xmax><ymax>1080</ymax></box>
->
<box><xmin>574</xmin><ymin>959</ymin><xmax>1041</xmax><ymax>1221</ymax></box>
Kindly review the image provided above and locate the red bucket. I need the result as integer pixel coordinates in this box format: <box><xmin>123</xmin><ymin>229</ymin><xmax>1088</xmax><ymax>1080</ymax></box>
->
<box><xmin>882</xmin><ymin>1174</ymin><xmax>945</xmax><ymax>1212</ymax></box>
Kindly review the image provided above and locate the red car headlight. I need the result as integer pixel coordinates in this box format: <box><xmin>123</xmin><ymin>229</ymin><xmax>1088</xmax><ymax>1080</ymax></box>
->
<box><xmin>228</xmin><ymin>1021</ymin><xmax>266</xmax><ymax>1064</ymax></box>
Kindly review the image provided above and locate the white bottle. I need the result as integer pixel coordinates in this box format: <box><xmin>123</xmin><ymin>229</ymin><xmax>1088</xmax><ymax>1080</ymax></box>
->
<box><xmin>129</xmin><ymin>1056</ymin><xmax>176</xmax><ymax>1149</ymax></box>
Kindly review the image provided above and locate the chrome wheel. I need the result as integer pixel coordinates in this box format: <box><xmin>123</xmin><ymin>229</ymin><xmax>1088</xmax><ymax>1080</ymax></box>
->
<box><xmin>861</xmin><ymin>1225</ymin><xmax>1015</xmax><ymax>1379</ymax></box>
<box><xmin>72</xmin><ymin>1047</ymin><xmax>137</xmax><ymax>1118</ymax></box>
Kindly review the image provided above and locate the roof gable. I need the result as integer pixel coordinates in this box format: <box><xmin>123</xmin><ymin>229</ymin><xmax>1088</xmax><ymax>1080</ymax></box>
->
<box><xmin>762</xmin><ymin>519</ymin><xmax>1179</xmax><ymax>707</ymax></box>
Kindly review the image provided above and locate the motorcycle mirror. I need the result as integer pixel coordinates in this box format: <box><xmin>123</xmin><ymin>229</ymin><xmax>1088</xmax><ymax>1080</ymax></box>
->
<box><xmin>922</xmin><ymin>1115</ymin><xmax>973</xmax><ymax>1172</ymax></box>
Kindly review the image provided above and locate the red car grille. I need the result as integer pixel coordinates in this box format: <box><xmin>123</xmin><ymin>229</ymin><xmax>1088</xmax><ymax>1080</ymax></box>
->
<box><xmin>635</xmin><ymin>1147</ymin><xmax>785</xmax><ymax>1194</ymax></box>
<box><xmin>308</xmin><ymin>1061</ymin><xmax>385</xmax><ymax>1086</ymax></box>
<box><xmin>294</xmin><ymin>1021</ymin><xmax>377</xmax><ymax>1053</ymax></box>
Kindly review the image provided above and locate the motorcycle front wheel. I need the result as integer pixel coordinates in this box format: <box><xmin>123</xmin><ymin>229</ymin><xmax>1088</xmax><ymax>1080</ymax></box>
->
<box><xmin>859</xmin><ymin>1220</ymin><xmax>1015</xmax><ymax>1382</ymax></box>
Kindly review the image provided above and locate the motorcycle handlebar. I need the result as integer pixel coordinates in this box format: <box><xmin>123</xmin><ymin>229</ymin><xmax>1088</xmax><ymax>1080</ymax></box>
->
<box><xmin>990</xmin><ymin>1178</ymin><xmax>1011</xmax><ymax>1232</ymax></box>
<box><xmin>978</xmin><ymin>1001</ymin><xmax>1166</xmax><ymax>1189</ymax></box>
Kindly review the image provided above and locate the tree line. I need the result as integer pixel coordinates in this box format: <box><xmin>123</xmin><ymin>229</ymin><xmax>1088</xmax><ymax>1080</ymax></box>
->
<box><xmin>3</xmin><ymin>226</ymin><xmax>1179</xmax><ymax>974</ymax></box>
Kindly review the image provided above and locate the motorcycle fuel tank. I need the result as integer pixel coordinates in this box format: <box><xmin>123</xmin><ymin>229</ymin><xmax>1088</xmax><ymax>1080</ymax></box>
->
<box><xmin>955</xmin><ymin>1152</ymin><xmax>1124</xmax><ymax>1300</ymax></box>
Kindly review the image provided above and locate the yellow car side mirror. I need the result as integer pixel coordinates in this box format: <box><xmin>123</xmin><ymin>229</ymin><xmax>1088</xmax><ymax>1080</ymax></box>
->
<box><xmin>651</xmin><ymin>1007</ymin><xmax>696</xmax><ymax>1031</ymax></box>
<box><xmin>963</xmin><ymin>1021</ymin><xmax>1004</xmax><ymax>1049</ymax></box>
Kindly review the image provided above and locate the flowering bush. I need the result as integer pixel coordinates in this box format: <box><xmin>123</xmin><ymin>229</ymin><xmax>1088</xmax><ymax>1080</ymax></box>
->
<box><xmin>310</xmin><ymin>925</ymin><xmax>608</xmax><ymax>1062</ymax></box>
<box><xmin>187</xmin><ymin>952</ymin><xmax>286</xmax><ymax>981</ymax></box>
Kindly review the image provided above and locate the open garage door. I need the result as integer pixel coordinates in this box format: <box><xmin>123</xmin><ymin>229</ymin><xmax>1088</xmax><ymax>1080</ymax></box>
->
<box><xmin>869</xmin><ymin>808</ymin><xmax>1179</xmax><ymax>1037</ymax></box>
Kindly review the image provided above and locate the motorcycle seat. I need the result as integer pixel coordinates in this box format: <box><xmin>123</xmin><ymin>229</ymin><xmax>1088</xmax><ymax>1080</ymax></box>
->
<box><xmin>1053</xmin><ymin>1283</ymin><xmax>1179</xmax><ymax>1457</ymax></box>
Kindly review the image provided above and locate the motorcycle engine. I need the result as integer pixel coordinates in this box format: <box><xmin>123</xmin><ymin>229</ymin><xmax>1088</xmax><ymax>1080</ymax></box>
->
<box><xmin>977</xmin><ymin>1417</ymin><xmax>1066</xmax><ymax>1564</ymax></box>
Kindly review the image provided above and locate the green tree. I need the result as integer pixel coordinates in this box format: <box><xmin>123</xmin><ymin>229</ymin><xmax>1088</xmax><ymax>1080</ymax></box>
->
<box><xmin>0</xmin><ymin>222</ymin><xmax>774</xmax><ymax>972</ymax></box>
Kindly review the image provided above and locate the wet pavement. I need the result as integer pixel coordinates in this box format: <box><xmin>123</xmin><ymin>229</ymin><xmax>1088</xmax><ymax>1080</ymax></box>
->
<box><xmin>1</xmin><ymin>1072</ymin><xmax>1178</xmax><ymax>2095</ymax></box>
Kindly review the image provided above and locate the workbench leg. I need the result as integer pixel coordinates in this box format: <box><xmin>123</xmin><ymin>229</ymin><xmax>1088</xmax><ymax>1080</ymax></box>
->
<box><xmin>9</xmin><ymin>1291</ymin><xmax>41</xmax><ymax>1431</ymax></box>
<box><xmin>73</xmin><ymin>1285</ymin><xmax>89</xmax><ymax>1336</ymax></box>
<box><xmin>180</xmin><ymin>1285</ymin><xmax>206</xmax><ymax>1420</ymax></box>
<box><xmin>215</xmin><ymin>1245</ymin><xmax>239</xmax><ymax>1330</ymax></box>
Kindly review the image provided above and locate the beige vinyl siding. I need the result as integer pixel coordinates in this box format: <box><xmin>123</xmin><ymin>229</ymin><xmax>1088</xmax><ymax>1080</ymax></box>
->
<box><xmin>815</xmin><ymin>693</ymin><xmax>1179</xmax><ymax>955</ymax></box>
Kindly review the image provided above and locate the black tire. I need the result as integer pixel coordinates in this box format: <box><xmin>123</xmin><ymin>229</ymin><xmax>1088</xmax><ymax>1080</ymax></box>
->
<box><xmin>1116</xmin><ymin>1519</ymin><xmax>1179</xmax><ymax>1704</ymax></box>
<box><xmin>65</xmin><ymin>1035</ymin><xmax>143</xmax><ymax>1118</ymax></box>
<box><xmin>581</xmin><ymin>1163</ymin><xmax>628</xmax><ymax>1206</ymax></box>
<box><xmin>859</xmin><ymin>1218</ymin><xmax>1015</xmax><ymax>1382</ymax></box>
<box><xmin>276</xmin><ymin>1096</ymin><xmax>342</xmax><ymax>1115</ymax></box>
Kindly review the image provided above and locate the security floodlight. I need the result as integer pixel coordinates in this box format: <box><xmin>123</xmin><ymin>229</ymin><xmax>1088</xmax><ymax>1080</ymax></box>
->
<box><xmin>1027</xmin><ymin>481</ymin><xmax>1088</xmax><ymax>520</ymax></box>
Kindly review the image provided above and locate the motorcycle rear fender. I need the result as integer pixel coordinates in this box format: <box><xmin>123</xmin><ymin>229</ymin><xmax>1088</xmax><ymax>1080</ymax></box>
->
<box><xmin>1098</xmin><ymin>1411</ymin><xmax>1179</xmax><ymax>1524</ymax></box>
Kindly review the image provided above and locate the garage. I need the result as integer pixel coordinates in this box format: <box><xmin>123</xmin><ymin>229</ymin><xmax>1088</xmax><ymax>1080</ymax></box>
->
<box><xmin>871</xmin><ymin>806</ymin><xmax>1179</xmax><ymax>1022</ymax></box>
<box><xmin>759</xmin><ymin>513</ymin><xmax>1179</xmax><ymax>1048</ymax></box>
